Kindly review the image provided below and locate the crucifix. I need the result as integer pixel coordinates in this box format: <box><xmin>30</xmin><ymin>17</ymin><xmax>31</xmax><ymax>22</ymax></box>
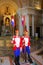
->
<box><xmin>6</xmin><ymin>6</ymin><xmax>9</xmax><ymax>13</ymax></box>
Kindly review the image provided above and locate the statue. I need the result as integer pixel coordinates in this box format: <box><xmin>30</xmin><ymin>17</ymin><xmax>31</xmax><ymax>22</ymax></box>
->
<box><xmin>5</xmin><ymin>17</ymin><xmax>10</xmax><ymax>26</ymax></box>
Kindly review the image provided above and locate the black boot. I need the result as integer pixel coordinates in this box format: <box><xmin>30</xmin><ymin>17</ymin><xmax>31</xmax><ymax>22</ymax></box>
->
<box><xmin>24</xmin><ymin>53</ymin><xmax>27</xmax><ymax>63</ymax></box>
<box><xmin>17</xmin><ymin>56</ymin><xmax>20</xmax><ymax>65</ymax></box>
<box><xmin>28</xmin><ymin>54</ymin><xmax>33</xmax><ymax>63</ymax></box>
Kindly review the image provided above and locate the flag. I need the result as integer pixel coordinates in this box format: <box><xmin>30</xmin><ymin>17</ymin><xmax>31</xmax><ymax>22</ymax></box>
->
<box><xmin>11</xmin><ymin>16</ymin><xmax>15</xmax><ymax>27</ymax></box>
<box><xmin>22</xmin><ymin>16</ymin><xmax>25</xmax><ymax>26</ymax></box>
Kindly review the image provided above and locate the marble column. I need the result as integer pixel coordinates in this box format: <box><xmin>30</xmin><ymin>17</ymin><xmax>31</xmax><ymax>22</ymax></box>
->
<box><xmin>26</xmin><ymin>14</ymin><xmax>30</xmax><ymax>36</ymax></box>
<box><xmin>19</xmin><ymin>15</ymin><xmax>23</xmax><ymax>36</ymax></box>
<box><xmin>32</xmin><ymin>15</ymin><xmax>34</xmax><ymax>37</ymax></box>
<box><xmin>17</xmin><ymin>9</ymin><xmax>29</xmax><ymax>36</ymax></box>
<box><xmin>41</xmin><ymin>14</ymin><xmax>43</xmax><ymax>37</ymax></box>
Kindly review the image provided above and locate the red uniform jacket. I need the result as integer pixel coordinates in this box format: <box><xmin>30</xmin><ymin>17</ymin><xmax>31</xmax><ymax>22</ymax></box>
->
<box><xmin>22</xmin><ymin>36</ymin><xmax>31</xmax><ymax>48</ymax></box>
<box><xmin>11</xmin><ymin>36</ymin><xmax>22</xmax><ymax>50</ymax></box>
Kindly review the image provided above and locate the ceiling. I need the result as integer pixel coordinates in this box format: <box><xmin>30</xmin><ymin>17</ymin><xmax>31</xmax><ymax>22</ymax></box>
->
<box><xmin>0</xmin><ymin>0</ymin><xmax>43</xmax><ymax>15</ymax></box>
<box><xmin>12</xmin><ymin>0</ymin><xmax>43</xmax><ymax>9</ymax></box>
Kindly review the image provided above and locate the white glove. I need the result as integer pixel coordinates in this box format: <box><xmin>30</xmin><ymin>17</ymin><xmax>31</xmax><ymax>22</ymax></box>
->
<box><xmin>11</xmin><ymin>41</ymin><xmax>13</xmax><ymax>44</ymax></box>
<box><xmin>20</xmin><ymin>47</ymin><xmax>22</xmax><ymax>52</ymax></box>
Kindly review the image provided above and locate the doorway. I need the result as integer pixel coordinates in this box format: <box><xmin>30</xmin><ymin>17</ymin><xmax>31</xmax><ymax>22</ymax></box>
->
<box><xmin>36</xmin><ymin>27</ymin><xmax>40</xmax><ymax>38</ymax></box>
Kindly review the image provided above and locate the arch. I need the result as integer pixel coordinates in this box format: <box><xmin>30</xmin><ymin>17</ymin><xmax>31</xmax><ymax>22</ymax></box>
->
<box><xmin>0</xmin><ymin>0</ymin><xmax>18</xmax><ymax>15</ymax></box>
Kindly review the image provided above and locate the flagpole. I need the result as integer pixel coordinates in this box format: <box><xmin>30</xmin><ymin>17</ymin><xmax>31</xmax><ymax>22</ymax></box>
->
<box><xmin>22</xmin><ymin>16</ymin><xmax>25</xmax><ymax>35</ymax></box>
<box><xmin>11</xmin><ymin>16</ymin><xmax>15</xmax><ymax>35</ymax></box>
<box><xmin>13</xmin><ymin>27</ymin><xmax>14</xmax><ymax>35</ymax></box>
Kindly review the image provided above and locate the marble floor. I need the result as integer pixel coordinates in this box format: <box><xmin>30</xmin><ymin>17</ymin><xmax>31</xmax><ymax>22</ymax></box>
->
<box><xmin>0</xmin><ymin>38</ymin><xmax>43</xmax><ymax>65</ymax></box>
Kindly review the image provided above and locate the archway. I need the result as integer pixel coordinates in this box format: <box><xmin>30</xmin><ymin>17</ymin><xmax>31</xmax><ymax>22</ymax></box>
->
<box><xmin>0</xmin><ymin>0</ymin><xmax>18</xmax><ymax>15</ymax></box>
<box><xmin>0</xmin><ymin>0</ymin><xmax>19</xmax><ymax>36</ymax></box>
